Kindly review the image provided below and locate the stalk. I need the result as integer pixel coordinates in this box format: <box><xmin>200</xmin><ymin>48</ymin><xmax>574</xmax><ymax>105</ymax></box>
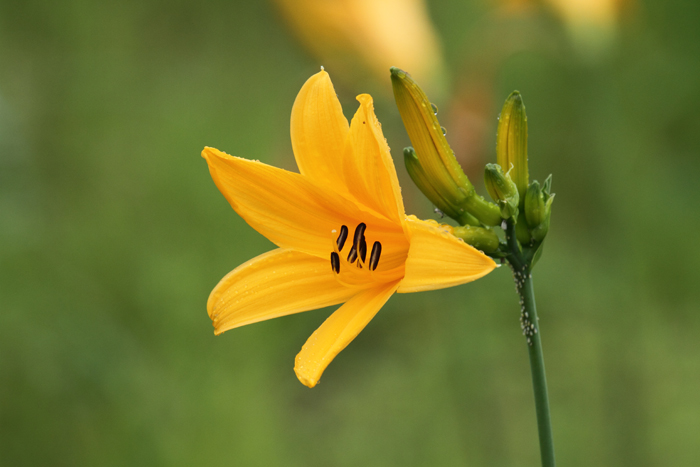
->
<box><xmin>505</xmin><ymin>220</ymin><xmax>556</xmax><ymax>467</ymax></box>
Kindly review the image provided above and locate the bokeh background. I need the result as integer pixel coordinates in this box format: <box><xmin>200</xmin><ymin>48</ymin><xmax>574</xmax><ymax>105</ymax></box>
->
<box><xmin>1</xmin><ymin>1</ymin><xmax>699</xmax><ymax>466</ymax></box>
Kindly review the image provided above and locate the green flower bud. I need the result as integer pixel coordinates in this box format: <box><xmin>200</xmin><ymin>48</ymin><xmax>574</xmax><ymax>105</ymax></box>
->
<box><xmin>531</xmin><ymin>196</ymin><xmax>554</xmax><ymax>243</ymax></box>
<box><xmin>452</xmin><ymin>225</ymin><xmax>501</xmax><ymax>253</ymax></box>
<box><xmin>496</xmin><ymin>91</ymin><xmax>529</xmax><ymax>203</ymax></box>
<box><xmin>525</xmin><ymin>177</ymin><xmax>554</xmax><ymax>243</ymax></box>
<box><xmin>404</xmin><ymin>148</ymin><xmax>480</xmax><ymax>226</ymax></box>
<box><xmin>391</xmin><ymin>67</ymin><xmax>501</xmax><ymax>226</ymax></box>
<box><xmin>524</xmin><ymin>181</ymin><xmax>545</xmax><ymax>228</ymax></box>
<box><xmin>515</xmin><ymin>211</ymin><xmax>532</xmax><ymax>245</ymax></box>
<box><xmin>484</xmin><ymin>163</ymin><xmax>519</xmax><ymax>219</ymax></box>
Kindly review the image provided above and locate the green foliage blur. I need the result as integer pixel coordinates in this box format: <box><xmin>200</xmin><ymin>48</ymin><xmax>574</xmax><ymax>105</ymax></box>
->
<box><xmin>1</xmin><ymin>1</ymin><xmax>700</xmax><ymax>466</ymax></box>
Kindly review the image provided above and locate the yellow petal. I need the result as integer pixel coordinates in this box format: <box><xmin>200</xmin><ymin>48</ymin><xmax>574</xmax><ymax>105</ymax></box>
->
<box><xmin>203</xmin><ymin>147</ymin><xmax>402</xmax><ymax>258</ymax></box>
<box><xmin>397</xmin><ymin>216</ymin><xmax>497</xmax><ymax>293</ymax></box>
<box><xmin>294</xmin><ymin>280</ymin><xmax>400</xmax><ymax>388</ymax></box>
<box><xmin>291</xmin><ymin>70</ymin><xmax>350</xmax><ymax>192</ymax></box>
<box><xmin>208</xmin><ymin>249</ymin><xmax>357</xmax><ymax>335</ymax></box>
<box><xmin>343</xmin><ymin>94</ymin><xmax>407</xmax><ymax>226</ymax></box>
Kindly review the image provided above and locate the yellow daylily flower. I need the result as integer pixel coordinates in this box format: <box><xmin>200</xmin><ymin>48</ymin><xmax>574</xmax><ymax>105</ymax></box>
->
<box><xmin>202</xmin><ymin>70</ymin><xmax>497</xmax><ymax>388</ymax></box>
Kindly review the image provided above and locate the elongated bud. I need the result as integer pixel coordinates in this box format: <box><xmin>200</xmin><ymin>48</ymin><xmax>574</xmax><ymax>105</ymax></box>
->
<box><xmin>484</xmin><ymin>163</ymin><xmax>519</xmax><ymax>219</ymax></box>
<box><xmin>451</xmin><ymin>225</ymin><xmax>500</xmax><ymax>253</ymax></box>
<box><xmin>391</xmin><ymin>67</ymin><xmax>501</xmax><ymax>226</ymax></box>
<box><xmin>496</xmin><ymin>91</ymin><xmax>528</xmax><ymax>202</ymax></box>
<box><xmin>404</xmin><ymin>148</ymin><xmax>480</xmax><ymax>226</ymax></box>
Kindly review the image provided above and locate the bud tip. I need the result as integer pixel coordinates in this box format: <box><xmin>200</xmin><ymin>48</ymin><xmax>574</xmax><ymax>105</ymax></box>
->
<box><xmin>390</xmin><ymin>66</ymin><xmax>406</xmax><ymax>78</ymax></box>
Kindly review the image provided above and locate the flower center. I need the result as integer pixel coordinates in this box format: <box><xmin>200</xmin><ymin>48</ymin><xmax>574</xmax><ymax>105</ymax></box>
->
<box><xmin>330</xmin><ymin>223</ymin><xmax>384</xmax><ymax>287</ymax></box>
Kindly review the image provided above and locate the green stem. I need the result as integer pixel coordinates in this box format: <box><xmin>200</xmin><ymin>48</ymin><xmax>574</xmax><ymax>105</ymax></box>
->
<box><xmin>521</xmin><ymin>270</ymin><xmax>555</xmax><ymax>467</ymax></box>
<box><xmin>505</xmin><ymin>220</ymin><xmax>556</xmax><ymax>467</ymax></box>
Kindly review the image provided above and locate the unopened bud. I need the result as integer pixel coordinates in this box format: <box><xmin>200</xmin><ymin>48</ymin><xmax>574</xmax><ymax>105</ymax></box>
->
<box><xmin>404</xmin><ymin>148</ymin><xmax>479</xmax><ymax>226</ymax></box>
<box><xmin>515</xmin><ymin>211</ymin><xmax>532</xmax><ymax>245</ymax></box>
<box><xmin>484</xmin><ymin>163</ymin><xmax>519</xmax><ymax>219</ymax></box>
<box><xmin>524</xmin><ymin>181</ymin><xmax>545</xmax><ymax>228</ymax></box>
<box><xmin>452</xmin><ymin>225</ymin><xmax>500</xmax><ymax>253</ymax></box>
<box><xmin>496</xmin><ymin>91</ymin><xmax>529</xmax><ymax>202</ymax></box>
<box><xmin>391</xmin><ymin>67</ymin><xmax>501</xmax><ymax>226</ymax></box>
<box><xmin>525</xmin><ymin>177</ymin><xmax>554</xmax><ymax>243</ymax></box>
<box><xmin>531</xmin><ymin>195</ymin><xmax>554</xmax><ymax>243</ymax></box>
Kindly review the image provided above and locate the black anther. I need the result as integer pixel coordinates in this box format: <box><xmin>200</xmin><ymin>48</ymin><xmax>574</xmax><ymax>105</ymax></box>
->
<box><xmin>369</xmin><ymin>242</ymin><xmax>382</xmax><ymax>271</ymax></box>
<box><xmin>347</xmin><ymin>246</ymin><xmax>358</xmax><ymax>264</ymax></box>
<box><xmin>336</xmin><ymin>225</ymin><xmax>348</xmax><ymax>251</ymax></box>
<box><xmin>358</xmin><ymin>237</ymin><xmax>367</xmax><ymax>263</ymax></box>
<box><xmin>330</xmin><ymin>252</ymin><xmax>340</xmax><ymax>274</ymax></box>
<box><xmin>352</xmin><ymin>223</ymin><xmax>367</xmax><ymax>247</ymax></box>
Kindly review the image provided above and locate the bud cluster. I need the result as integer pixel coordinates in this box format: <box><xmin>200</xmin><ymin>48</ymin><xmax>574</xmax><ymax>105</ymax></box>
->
<box><xmin>391</xmin><ymin>67</ymin><xmax>553</xmax><ymax>262</ymax></box>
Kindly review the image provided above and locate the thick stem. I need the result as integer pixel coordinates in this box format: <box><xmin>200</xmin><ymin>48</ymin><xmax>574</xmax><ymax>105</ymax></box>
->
<box><xmin>505</xmin><ymin>219</ymin><xmax>556</xmax><ymax>467</ymax></box>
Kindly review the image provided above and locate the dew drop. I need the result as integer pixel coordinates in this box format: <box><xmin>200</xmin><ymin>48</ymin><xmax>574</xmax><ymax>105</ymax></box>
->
<box><xmin>441</xmin><ymin>126</ymin><xmax>447</xmax><ymax>136</ymax></box>
<box><xmin>431</xmin><ymin>103</ymin><xmax>438</xmax><ymax>115</ymax></box>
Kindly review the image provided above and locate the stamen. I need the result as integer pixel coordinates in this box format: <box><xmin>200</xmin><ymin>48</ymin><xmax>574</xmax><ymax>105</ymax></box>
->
<box><xmin>352</xmin><ymin>223</ymin><xmax>367</xmax><ymax>248</ymax></box>
<box><xmin>330</xmin><ymin>222</ymin><xmax>395</xmax><ymax>286</ymax></box>
<box><xmin>330</xmin><ymin>252</ymin><xmax>340</xmax><ymax>274</ymax></box>
<box><xmin>336</xmin><ymin>225</ymin><xmax>348</xmax><ymax>251</ymax></box>
<box><xmin>369</xmin><ymin>241</ymin><xmax>382</xmax><ymax>271</ymax></box>
<box><xmin>347</xmin><ymin>245</ymin><xmax>358</xmax><ymax>263</ymax></box>
<box><xmin>358</xmin><ymin>237</ymin><xmax>367</xmax><ymax>264</ymax></box>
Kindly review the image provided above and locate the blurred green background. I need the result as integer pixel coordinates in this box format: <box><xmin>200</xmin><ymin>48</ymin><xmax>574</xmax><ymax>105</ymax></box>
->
<box><xmin>1</xmin><ymin>1</ymin><xmax>699</xmax><ymax>466</ymax></box>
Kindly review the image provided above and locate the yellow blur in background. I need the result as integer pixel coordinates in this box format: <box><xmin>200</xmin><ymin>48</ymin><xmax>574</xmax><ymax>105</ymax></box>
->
<box><xmin>274</xmin><ymin>0</ymin><xmax>445</xmax><ymax>94</ymax></box>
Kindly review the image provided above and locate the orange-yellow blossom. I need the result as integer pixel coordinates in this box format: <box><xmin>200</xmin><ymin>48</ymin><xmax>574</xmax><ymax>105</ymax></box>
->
<box><xmin>202</xmin><ymin>70</ymin><xmax>496</xmax><ymax>388</ymax></box>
